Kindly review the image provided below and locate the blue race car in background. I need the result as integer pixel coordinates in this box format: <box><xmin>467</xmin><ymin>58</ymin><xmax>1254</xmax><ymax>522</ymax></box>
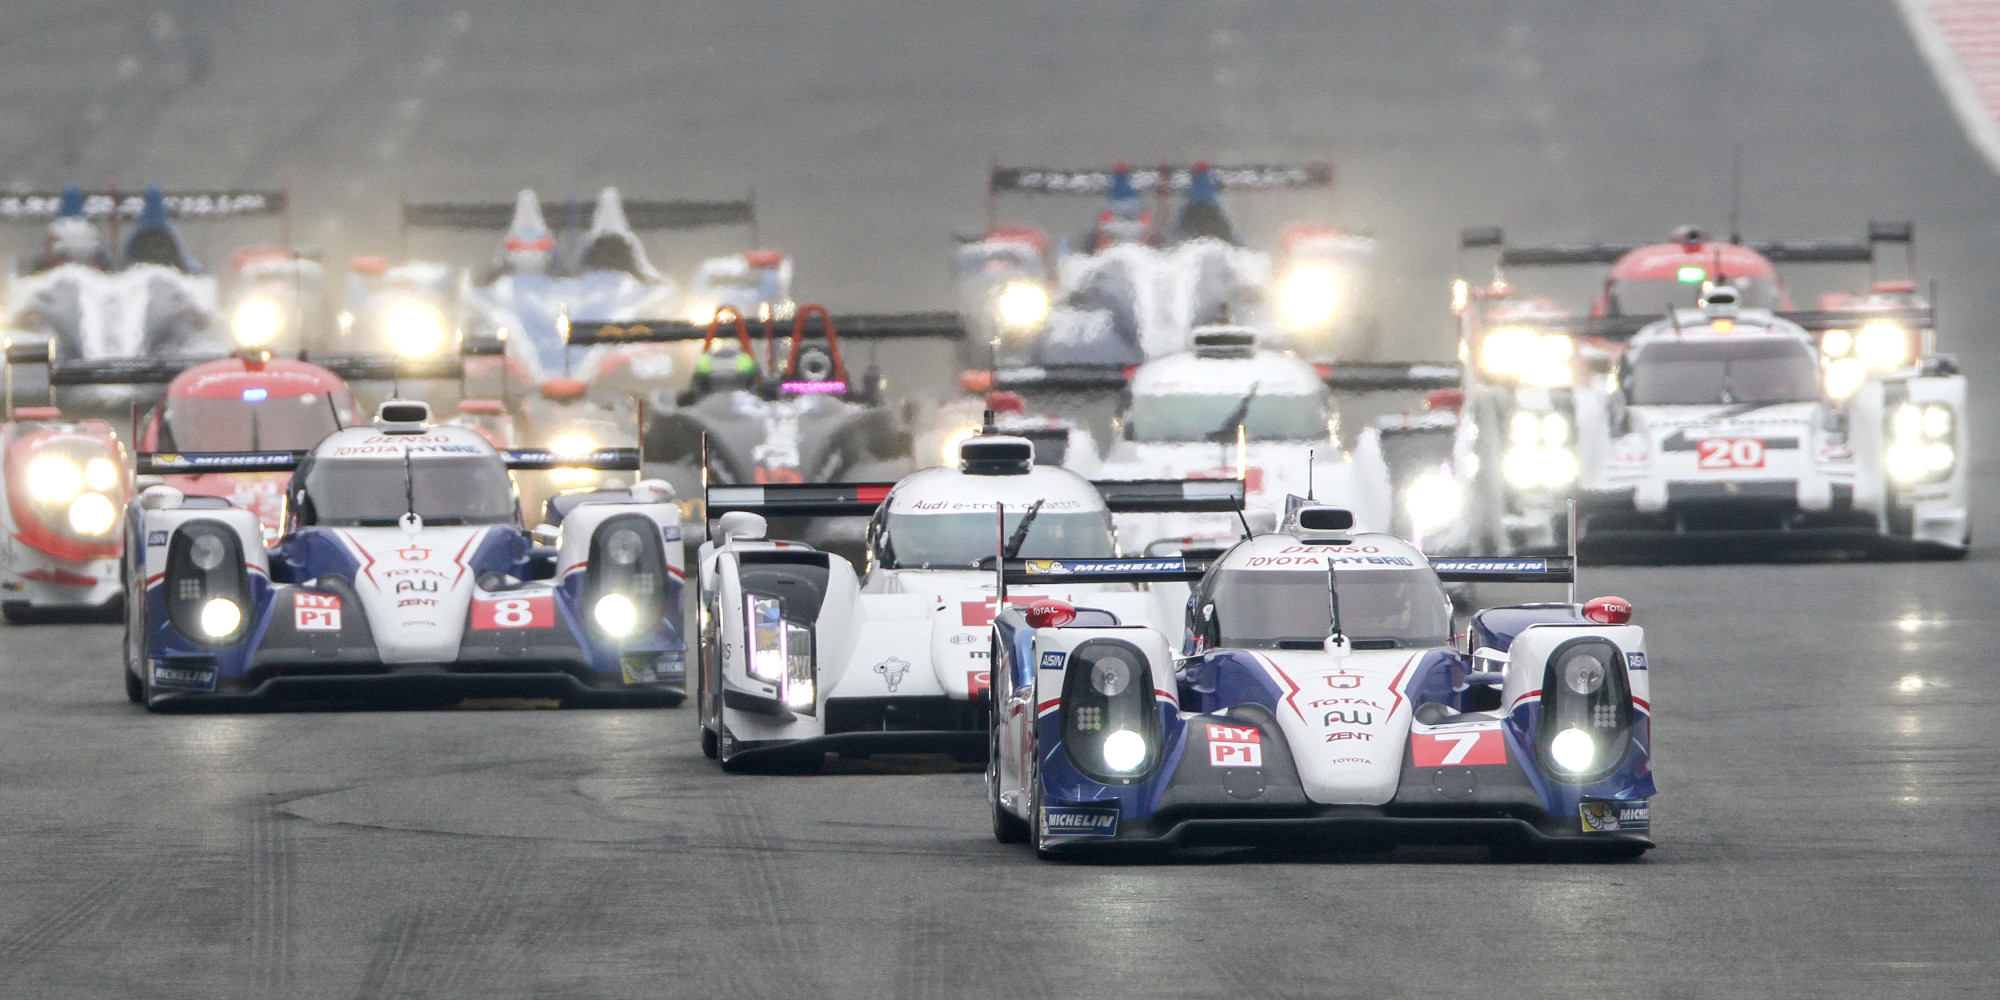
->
<box><xmin>987</xmin><ymin>502</ymin><xmax>1654</xmax><ymax>860</ymax></box>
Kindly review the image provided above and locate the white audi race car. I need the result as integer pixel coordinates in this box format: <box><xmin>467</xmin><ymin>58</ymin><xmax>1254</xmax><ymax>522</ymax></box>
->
<box><xmin>123</xmin><ymin>401</ymin><xmax>687</xmax><ymax>709</ymax></box>
<box><xmin>692</xmin><ymin>431</ymin><xmax>1243</xmax><ymax>771</ymax></box>
<box><xmin>988</xmin><ymin>502</ymin><xmax>1655</xmax><ymax>859</ymax></box>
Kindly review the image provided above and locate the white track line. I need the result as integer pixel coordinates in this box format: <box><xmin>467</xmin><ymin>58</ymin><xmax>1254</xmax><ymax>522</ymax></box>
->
<box><xmin>1897</xmin><ymin>0</ymin><xmax>2000</xmax><ymax>173</ymax></box>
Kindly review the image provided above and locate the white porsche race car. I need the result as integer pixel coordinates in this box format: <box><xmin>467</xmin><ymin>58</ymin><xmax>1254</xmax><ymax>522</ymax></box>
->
<box><xmin>692</xmin><ymin>432</ymin><xmax>1243</xmax><ymax>771</ymax></box>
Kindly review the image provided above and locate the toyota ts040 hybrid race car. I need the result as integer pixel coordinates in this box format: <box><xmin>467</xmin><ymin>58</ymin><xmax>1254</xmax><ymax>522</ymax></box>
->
<box><xmin>692</xmin><ymin>430</ymin><xmax>1244</xmax><ymax>771</ymax></box>
<box><xmin>122</xmin><ymin>400</ymin><xmax>686</xmax><ymax>709</ymax></box>
<box><xmin>987</xmin><ymin>502</ymin><xmax>1653</xmax><ymax>859</ymax></box>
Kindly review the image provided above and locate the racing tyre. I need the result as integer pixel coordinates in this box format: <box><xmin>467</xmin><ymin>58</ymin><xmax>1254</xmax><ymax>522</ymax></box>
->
<box><xmin>1</xmin><ymin>601</ymin><xmax>32</xmax><ymax>624</ymax></box>
<box><xmin>701</xmin><ymin>727</ymin><xmax>719</xmax><ymax>759</ymax></box>
<box><xmin>124</xmin><ymin>668</ymin><xmax>144</xmax><ymax>705</ymax></box>
<box><xmin>989</xmin><ymin>668</ymin><xmax>1028</xmax><ymax>844</ymax></box>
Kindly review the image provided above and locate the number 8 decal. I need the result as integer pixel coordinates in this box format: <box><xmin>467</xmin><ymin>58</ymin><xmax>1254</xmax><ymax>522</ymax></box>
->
<box><xmin>494</xmin><ymin>599</ymin><xmax>534</xmax><ymax>628</ymax></box>
<box><xmin>474</xmin><ymin>593</ymin><xmax>553</xmax><ymax>630</ymax></box>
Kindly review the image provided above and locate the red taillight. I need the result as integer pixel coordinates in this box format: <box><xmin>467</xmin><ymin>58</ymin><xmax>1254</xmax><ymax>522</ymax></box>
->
<box><xmin>1583</xmin><ymin>596</ymin><xmax>1633</xmax><ymax>625</ymax></box>
<box><xmin>1024</xmin><ymin>599</ymin><xmax>1076</xmax><ymax>629</ymax></box>
<box><xmin>1424</xmin><ymin>387</ymin><xmax>1465</xmax><ymax>413</ymax></box>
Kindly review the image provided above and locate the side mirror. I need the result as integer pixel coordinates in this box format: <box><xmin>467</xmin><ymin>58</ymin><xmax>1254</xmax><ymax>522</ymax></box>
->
<box><xmin>531</xmin><ymin>524</ymin><xmax>561</xmax><ymax>547</ymax></box>
<box><xmin>718</xmin><ymin>510</ymin><xmax>767</xmax><ymax>542</ymax></box>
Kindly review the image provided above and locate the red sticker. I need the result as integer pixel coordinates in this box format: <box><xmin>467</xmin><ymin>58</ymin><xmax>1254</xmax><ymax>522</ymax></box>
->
<box><xmin>472</xmin><ymin>594</ymin><xmax>554</xmax><ymax>630</ymax></box>
<box><xmin>968</xmin><ymin>670</ymin><xmax>990</xmax><ymax>698</ymax></box>
<box><xmin>1411</xmin><ymin>729</ymin><xmax>1507</xmax><ymax>767</ymax></box>
<box><xmin>1696</xmin><ymin>437</ymin><xmax>1766</xmax><ymax>469</ymax></box>
<box><xmin>959</xmin><ymin>597</ymin><xmax>1034</xmax><ymax>627</ymax></box>
<box><xmin>1206</xmin><ymin>724</ymin><xmax>1263</xmax><ymax>767</ymax></box>
<box><xmin>294</xmin><ymin>593</ymin><xmax>341</xmax><ymax>631</ymax></box>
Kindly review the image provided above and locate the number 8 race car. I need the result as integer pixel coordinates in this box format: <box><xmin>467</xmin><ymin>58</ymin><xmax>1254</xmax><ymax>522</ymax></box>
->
<box><xmin>988</xmin><ymin>501</ymin><xmax>1655</xmax><ymax>860</ymax></box>
<box><xmin>122</xmin><ymin>399</ymin><xmax>687</xmax><ymax>709</ymax></box>
<box><xmin>693</xmin><ymin>429</ymin><xmax>1244</xmax><ymax>771</ymax></box>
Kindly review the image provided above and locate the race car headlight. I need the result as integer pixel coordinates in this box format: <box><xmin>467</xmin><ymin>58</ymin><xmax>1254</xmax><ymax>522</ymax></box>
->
<box><xmin>1060</xmin><ymin>638</ymin><xmax>1161</xmax><ymax>784</ymax></box>
<box><xmin>1887</xmin><ymin>402</ymin><xmax>1956</xmax><ymax>486</ymax></box>
<box><xmin>84</xmin><ymin>457</ymin><xmax>117</xmax><ymax>493</ymax></box>
<box><xmin>1277</xmin><ymin>265</ymin><xmax>1341</xmax><ymax>330</ymax></box>
<box><xmin>1503</xmin><ymin>445</ymin><xmax>1577</xmax><ymax>492</ymax></box>
<box><xmin>1478</xmin><ymin>328</ymin><xmax>1573</xmax><ymax>386</ymax></box>
<box><xmin>66</xmin><ymin>492</ymin><xmax>116</xmax><ymax>536</ymax></box>
<box><xmin>200</xmin><ymin>598</ymin><xmax>243</xmax><ymax>639</ymax></box>
<box><xmin>743</xmin><ymin>591</ymin><xmax>816</xmax><ymax>714</ymax></box>
<box><xmin>1821</xmin><ymin>328</ymin><xmax>1853</xmax><ymax>358</ymax></box>
<box><xmin>387</xmin><ymin>303</ymin><xmax>449</xmax><ymax>358</ymax></box>
<box><xmin>165</xmin><ymin>521</ymin><xmax>251</xmax><ymax>647</ymax></box>
<box><xmin>995</xmin><ymin>281</ymin><xmax>1050</xmax><ymax>333</ymax></box>
<box><xmin>1534</xmin><ymin>637</ymin><xmax>1633</xmax><ymax>783</ymax></box>
<box><xmin>1824</xmin><ymin>357</ymin><xmax>1867</xmax><ymax>400</ymax></box>
<box><xmin>548</xmin><ymin>433</ymin><xmax>599</xmax><ymax>486</ymax></box>
<box><xmin>1856</xmin><ymin>322</ymin><xmax>1912</xmax><ymax>370</ymax></box>
<box><xmin>27</xmin><ymin>455</ymin><xmax>82</xmax><ymax>503</ymax></box>
<box><xmin>1402</xmin><ymin>468</ymin><xmax>1461</xmax><ymax>543</ymax></box>
<box><xmin>584</xmin><ymin>515</ymin><xmax>669</xmax><ymax>644</ymax></box>
<box><xmin>231</xmin><ymin>297</ymin><xmax>284</xmax><ymax>348</ymax></box>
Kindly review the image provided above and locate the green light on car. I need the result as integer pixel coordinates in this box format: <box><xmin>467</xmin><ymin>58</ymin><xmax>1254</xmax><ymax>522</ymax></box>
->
<box><xmin>1676</xmin><ymin>265</ymin><xmax>1706</xmax><ymax>284</ymax></box>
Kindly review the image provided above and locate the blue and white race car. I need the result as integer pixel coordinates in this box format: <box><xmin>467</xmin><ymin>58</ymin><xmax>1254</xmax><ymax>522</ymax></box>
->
<box><xmin>987</xmin><ymin>502</ymin><xmax>1654</xmax><ymax>859</ymax></box>
<box><xmin>122</xmin><ymin>400</ymin><xmax>686</xmax><ymax>709</ymax></box>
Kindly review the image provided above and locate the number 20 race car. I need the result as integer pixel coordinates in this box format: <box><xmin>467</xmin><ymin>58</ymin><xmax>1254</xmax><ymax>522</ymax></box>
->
<box><xmin>122</xmin><ymin>400</ymin><xmax>686</xmax><ymax>709</ymax></box>
<box><xmin>987</xmin><ymin>502</ymin><xmax>1654</xmax><ymax>859</ymax></box>
<box><xmin>693</xmin><ymin>430</ymin><xmax>1243</xmax><ymax>771</ymax></box>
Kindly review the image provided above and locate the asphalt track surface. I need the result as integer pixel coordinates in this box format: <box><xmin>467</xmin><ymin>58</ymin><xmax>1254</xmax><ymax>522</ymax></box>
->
<box><xmin>3</xmin><ymin>2</ymin><xmax>2000</xmax><ymax>997</ymax></box>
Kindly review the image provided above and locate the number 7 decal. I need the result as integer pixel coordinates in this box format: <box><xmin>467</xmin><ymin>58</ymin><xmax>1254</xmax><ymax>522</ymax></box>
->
<box><xmin>1411</xmin><ymin>729</ymin><xmax>1507</xmax><ymax>767</ymax></box>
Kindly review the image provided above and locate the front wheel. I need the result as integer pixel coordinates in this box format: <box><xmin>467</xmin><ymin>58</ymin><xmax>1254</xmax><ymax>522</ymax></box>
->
<box><xmin>989</xmin><ymin>687</ymin><xmax>1028</xmax><ymax>844</ymax></box>
<box><xmin>124</xmin><ymin>668</ymin><xmax>143</xmax><ymax>705</ymax></box>
<box><xmin>701</xmin><ymin>727</ymin><xmax>719</xmax><ymax>759</ymax></box>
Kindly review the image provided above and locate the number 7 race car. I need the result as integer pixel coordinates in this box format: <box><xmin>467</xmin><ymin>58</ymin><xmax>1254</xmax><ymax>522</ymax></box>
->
<box><xmin>692</xmin><ymin>429</ymin><xmax>1244</xmax><ymax>771</ymax></box>
<box><xmin>122</xmin><ymin>400</ymin><xmax>686</xmax><ymax>709</ymax></box>
<box><xmin>987</xmin><ymin>502</ymin><xmax>1654</xmax><ymax>860</ymax></box>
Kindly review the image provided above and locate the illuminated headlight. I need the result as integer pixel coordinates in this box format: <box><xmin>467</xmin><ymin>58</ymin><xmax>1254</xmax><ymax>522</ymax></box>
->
<box><xmin>1101</xmin><ymin>729</ymin><xmax>1147</xmax><ymax>772</ymax></box>
<box><xmin>66</xmin><ymin>493</ymin><xmax>116</xmax><ymax>536</ymax></box>
<box><xmin>939</xmin><ymin>422</ymin><xmax>981</xmax><ymax>468</ymax></box>
<box><xmin>199</xmin><ymin>598</ymin><xmax>242</xmax><ymax>639</ymax></box>
<box><xmin>1824</xmin><ymin>357</ymin><xmax>1867</xmax><ymax>400</ymax></box>
<box><xmin>1888</xmin><ymin>403</ymin><xmax>1957</xmax><ymax>485</ymax></box>
<box><xmin>1504</xmin><ymin>446</ymin><xmax>1577</xmax><ymax>491</ymax></box>
<box><xmin>994</xmin><ymin>281</ymin><xmax>1050</xmax><ymax>332</ymax></box>
<box><xmin>1855</xmin><ymin>322</ymin><xmax>1911</xmax><ymax>370</ymax></box>
<box><xmin>1277</xmin><ymin>265</ymin><xmax>1341</xmax><ymax>329</ymax></box>
<box><xmin>744</xmin><ymin>592</ymin><xmax>816</xmax><ymax>710</ymax></box>
<box><xmin>231</xmin><ymin>297</ymin><xmax>284</xmax><ymax>348</ymax></box>
<box><xmin>592</xmin><ymin>593</ymin><xmax>638</xmax><ymax>637</ymax></box>
<box><xmin>1403</xmin><ymin>469</ymin><xmax>1461</xmax><ymax>541</ymax></box>
<box><xmin>1548</xmin><ymin>727</ymin><xmax>1595</xmax><ymax>773</ymax></box>
<box><xmin>1479</xmin><ymin>327</ymin><xmax>1573</xmax><ymax>386</ymax></box>
<box><xmin>685</xmin><ymin>301</ymin><xmax>718</xmax><ymax>325</ymax></box>
<box><xmin>1542</xmin><ymin>412</ymin><xmax>1570</xmax><ymax>446</ymax></box>
<box><xmin>1923</xmin><ymin>405</ymin><xmax>1952</xmax><ymax>438</ymax></box>
<box><xmin>548</xmin><ymin>433</ymin><xmax>597</xmax><ymax>485</ymax></box>
<box><xmin>27</xmin><ymin>456</ymin><xmax>82</xmax><ymax>503</ymax></box>
<box><xmin>387</xmin><ymin>303</ymin><xmax>449</xmax><ymax>357</ymax></box>
<box><xmin>1821</xmin><ymin>328</ymin><xmax>1853</xmax><ymax>358</ymax></box>
<box><xmin>84</xmin><ymin>458</ymin><xmax>117</xmax><ymax>492</ymax></box>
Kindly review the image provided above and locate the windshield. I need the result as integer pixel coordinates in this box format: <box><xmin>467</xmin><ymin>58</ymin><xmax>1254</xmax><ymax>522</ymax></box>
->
<box><xmin>1209</xmin><ymin>567</ymin><xmax>1450</xmax><ymax>648</ymax></box>
<box><xmin>1129</xmin><ymin>393</ymin><xmax>1327</xmax><ymax>442</ymax></box>
<box><xmin>1627</xmin><ymin>339</ymin><xmax>1820</xmax><ymax>406</ymax></box>
<box><xmin>299</xmin><ymin>454</ymin><xmax>517</xmax><ymax>526</ymax></box>
<box><xmin>165</xmin><ymin>392</ymin><xmax>349</xmax><ymax>452</ymax></box>
<box><xmin>883</xmin><ymin>510</ymin><xmax>1114</xmax><ymax>569</ymax></box>
<box><xmin>1609</xmin><ymin>275</ymin><xmax>1781</xmax><ymax>316</ymax></box>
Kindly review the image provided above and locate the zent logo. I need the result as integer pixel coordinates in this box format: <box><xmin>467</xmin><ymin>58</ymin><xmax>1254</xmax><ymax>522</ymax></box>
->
<box><xmin>1411</xmin><ymin>729</ymin><xmax>1506</xmax><ymax>767</ymax></box>
<box><xmin>1696</xmin><ymin>437</ymin><xmax>1765</xmax><ymax>469</ymax></box>
<box><xmin>1206</xmin><ymin>724</ymin><xmax>1263</xmax><ymax>767</ymax></box>
<box><xmin>295</xmin><ymin>593</ymin><xmax>342</xmax><ymax>631</ymax></box>
<box><xmin>472</xmin><ymin>594</ymin><xmax>553</xmax><ymax>630</ymax></box>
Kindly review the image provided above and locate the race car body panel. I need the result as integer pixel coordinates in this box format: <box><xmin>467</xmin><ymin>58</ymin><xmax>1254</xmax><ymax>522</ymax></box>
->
<box><xmin>0</xmin><ymin>415</ymin><xmax>129</xmax><ymax>617</ymax></box>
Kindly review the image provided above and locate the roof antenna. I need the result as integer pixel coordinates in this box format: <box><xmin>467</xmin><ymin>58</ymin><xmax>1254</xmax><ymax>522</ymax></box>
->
<box><xmin>1307</xmin><ymin>447</ymin><xmax>1316</xmax><ymax>500</ymax></box>
<box><xmin>994</xmin><ymin>501</ymin><xmax>1007</xmax><ymax>604</ymax></box>
<box><xmin>1728</xmin><ymin>144</ymin><xmax>1744</xmax><ymax>245</ymax></box>
<box><xmin>982</xmin><ymin>408</ymin><xmax>996</xmax><ymax>435</ymax></box>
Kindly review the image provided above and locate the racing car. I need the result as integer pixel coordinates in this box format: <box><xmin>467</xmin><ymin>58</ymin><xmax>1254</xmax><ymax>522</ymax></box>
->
<box><xmin>987</xmin><ymin>501</ymin><xmax>1654</xmax><ymax>859</ymax></box>
<box><xmin>4</xmin><ymin>185</ymin><xmax>285</xmax><ymax>415</ymax></box>
<box><xmin>123</xmin><ymin>398</ymin><xmax>685</xmax><ymax>709</ymax></box>
<box><xmin>957</xmin><ymin>161</ymin><xmax>1340</xmax><ymax>374</ymax></box>
<box><xmin>1425</xmin><ymin>221</ymin><xmax>1948</xmax><ymax>557</ymax></box>
<box><xmin>691</xmin><ymin>430</ymin><xmax>1244</xmax><ymax>771</ymax></box>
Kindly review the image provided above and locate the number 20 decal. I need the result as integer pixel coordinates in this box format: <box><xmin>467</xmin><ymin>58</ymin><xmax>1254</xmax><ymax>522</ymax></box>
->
<box><xmin>472</xmin><ymin>594</ymin><xmax>554</xmax><ymax>630</ymax></box>
<box><xmin>1696</xmin><ymin>437</ymin><xmax>1765</xmax><ymax>469</ymax></box>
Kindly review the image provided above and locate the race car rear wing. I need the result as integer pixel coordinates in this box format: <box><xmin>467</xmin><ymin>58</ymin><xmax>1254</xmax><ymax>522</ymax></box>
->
<box><xmin>1321</xmin><ymin>362</ymin><xmax>1462</xmax><ymax>393</ymax></box>
<box><xmin>0</xmin><ymin>189</ymin><xmax>287</xmax><ymax>222</ymax></box>
<box><xmin>136</xmin><ymin>451</ymin><xmax>305</xmax><ymax>475</ymax></box>
<box><xmin>991</xmin><ymin>163</ymin><xmax>1333</xmax><ymax>195</ymax></box>
<box><xmin>1428</xmin><ymin>556</ymin><xmax>1575</xmax><ymax>584</ymax></box>
<box><xmin>1475</xmin><ymin>304</ymin><xmax>1936</xmax><ymax>344</ymax></box>
<box><xmin>402</xmin><ymin>197</ymin><xmax>753</xmax><ymax>232</ymax></box>
<box><xmin>564</xmin><ymin>311</ymin><xmax>964</xmax><ymax>347</ymax></box>
<box><xmin>501</xmin><ymin>448</ymin><xmax>640</xmax><ymax>472</ymax></box>
<box><xmin>706</xmin><ymin>477</ymin><xmax>1245</xmax><ymax>520</ymax></box>
<box><xmin>1000</xmin><ymin>555</ymin><xmax>1214</xmax><ymax>585</ymax></box>
<box><xmin>1464</xmin><ymin>221</ymin><xmax>1911</xmax><ymax>267</ymax></box>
